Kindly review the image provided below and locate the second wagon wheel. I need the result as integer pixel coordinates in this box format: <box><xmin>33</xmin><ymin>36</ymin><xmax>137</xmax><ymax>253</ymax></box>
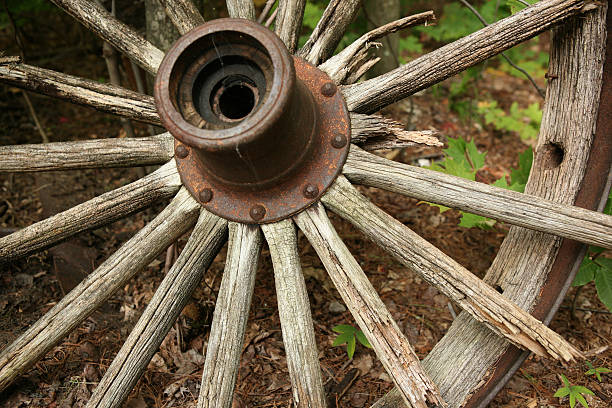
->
<box><xmin>1</xmin><ymin>0</ymin><xmax>611</xmax><ymax>407</ymax></box>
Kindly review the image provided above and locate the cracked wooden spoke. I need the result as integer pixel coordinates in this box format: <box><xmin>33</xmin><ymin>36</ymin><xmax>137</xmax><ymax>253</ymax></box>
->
<box><xmin>320</xmin><ymin>11</ymin><xmax>435</xmax><ymax>84</ymax></box>
<box><xmin>261</xmin><ymin>220</ymin><xmax>326</xmax><ymax>408</ymax></box>
<box><xmin>159</xmin><ymin>0</ymin><xmax>205</xmax><ymax>34</ymax></box>
<box><xmin>0</xmin><ymin>161</ymin><xmax>181</xmax><ymax>261</ymax></box>
<box><xmin>87</xmin><ymin>209</ymin><xmax>228</xmax><ymax>408</ymax></box>
<box><xmin>344</xmin><ymin>147</ymin><xmax>612</xmax><ymax>249</ymax></box>
<box><xmin>0</xmin><ymin>62</ymin><xmax>161</xmax><ymax>125</ymax></box>
<box><xmin>342</xmin><ymin>0</ymin><xmax>595</xmax><ymax>113</ymax></box>
<box><xmin>351</xmin><ymin>113</ymin><xmax>442</xmax><ymax>151</ymax></box>
<box><xmin>323</xmin><ymin>176</ymin><xmax>583</xmax><ymax>362</ymax></box>
<box><xmin>198</xmin><ymin>223</ymin><xmax>261</xmax><ymax>408</ymax></box>
<box><xmin>0</xmin><ymin>134</ymin><xmax>173</xmax><ymax>173</ymax></box>
<box><xmin>50</xmin><ymin>0</ymin><xmax>164</xmax><ymax>74</ymax></box>
<box><xmin>294</xmin><ymin>204</ymin><xmax>444</xmax><ymax>408</ymax></box>
<box><xmin>275</xmin><ymin>0</ymin><xmax>306</xmax><ymax>53</ymax></box>
<box><xmin>298</xmin><ymin>0</ymin><xmax>361</xmax><ymax>65</ymax></box>
<box><xmin>0</xmin><ymin>188</ymin><xmax>200</xmax><ymax>392</ymax></box>
<box><xmin>226</xmin><ymin>0</ymin><xmax>256</xmax><ymax>20</ymax></box>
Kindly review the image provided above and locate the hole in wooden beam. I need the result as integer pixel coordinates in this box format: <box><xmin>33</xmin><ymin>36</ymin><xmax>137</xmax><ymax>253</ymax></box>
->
<box><xmin>537</xmin><ymin>142</ymin><xmax>565</xmax><ymax>169</ymax></box>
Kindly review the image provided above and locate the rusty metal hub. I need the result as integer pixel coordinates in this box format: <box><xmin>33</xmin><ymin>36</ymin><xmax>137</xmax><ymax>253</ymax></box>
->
<box><xmin>154</xmin><ymin>18</ymin><xmax>350</xmax><ymax>223</ymax></box>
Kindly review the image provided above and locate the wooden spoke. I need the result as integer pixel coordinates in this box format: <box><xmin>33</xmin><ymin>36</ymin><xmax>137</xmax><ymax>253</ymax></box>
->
<box><xmin>198</xmin><ymin>223</ymin><xmax>261</xmax><ymax>408</ymax></box>
<box><xmin>49</xmin><ymin>0</ymin><xmax>163</xmax><ymax>74</ymax></box>
<box><xmin>0</xmin><ymin>134</ymin><xmax>173</xmax><ymax>173</ymax></box>
<box><xmin>87</xmin><ymin>210</ymin><xmax>228</xmax><ymax>408</ymax></box>
<box><xmin>0</xmin><ymin>62</ymin><xmax>161</xmax><ymax>125</ymax></box>
<box><xmin>320</xmin><ymin>11</ymin><xmax>435</xmax><ymax>84</ymax></box>
<box><xmin>344</xmin><ymin>147</ymin><xmax>612</xmax><ymax>249</ymax></box>
<box><xmin>275</xmin><ymin>0</ymin><xmax>306</xmax><ymax>53</ymax></box>
<box><xmin>0</xmin><ymin>188</ymin><xmax>200</xmax><ymax>392</ymax></box>
<box><xmin>323</xmin><ymin>176</ymin><xmax>583</xmax><ymax>361</ymax></box>
<box><xmin>261</xmin><ymin>220</ymin><xmax>326</xmax><ymax>408</ymax></box>
<box><xmin>0</xmin><ymin>161</ymin><xmax>181</xmax><ymax>261</ymax></box>
<box><xmin>226</xmin><ymin>0</ymin><xmax>256</xmax><ymax>20</ymax></box>
<box><xmin>351</xmin><ymin>113</ymin><xmax>442</xmax><ymax>151</ymax></box>
<box><xmin>294</xmin><ymin>204</ymin><xmax>444</xmax><ymax>408</ymax></box>
<box><xmin>342</xmin><ymin>0</ymin><xmax>594</xmax><ymax>113</ymax></box>
<box><xmin>297</xmin><ymin>0</ymin><xmax>361</xmax><ymax>65</ymax></box>
<box><xmin>159</xmin><ymin>0</ymin><xmax>205</xmax><ymax>34</ymax></box>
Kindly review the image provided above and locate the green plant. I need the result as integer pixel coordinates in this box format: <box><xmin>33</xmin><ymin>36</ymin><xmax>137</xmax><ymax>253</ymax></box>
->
<box><xmin>331</xmin><ymin>324</ymin><xmax>372</xmax><ymax>359</ymax></box>
<box><xmin>572</xmin><ymin>190</ymin><xmax>612</xmax><ymax>312</ymax></box>
<box><xmin>553</xmin><ymin>374</ymin><xmax>594</xmax><ymax>408</ymax></box>
<box><xmin>477</xmin><ymin>100</ymin><xmax>542</xmax><ymax>140</ymax></box>
<box><xmin>585</xmin><ymin>361</ymin><xmax>611</xmax><ymax>382</ymax></box>
<box><xmin>1</xmin><ymin>0</ymin><xmax>55</xmax><ymax>29</ymax></box>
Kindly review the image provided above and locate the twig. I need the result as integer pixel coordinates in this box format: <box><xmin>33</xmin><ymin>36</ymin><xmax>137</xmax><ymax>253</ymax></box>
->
<box><xmin>265</xmin><ymin>7</ymin><xmax>278</xmax><ymax>28</ymax></box>
<box><xmin>257</xmin><ymin>0</ymin><xmax>276</xmax><ymax>24</ymax></box>
<box><xmin>458</xmin><ymin>0</ymin><xmax>545</xmax><ymax>98</ymax></box>
<box><xmin>360</xmin><ymin>1</ymin><xmax>401</xmax><ymax>68</ymax></box>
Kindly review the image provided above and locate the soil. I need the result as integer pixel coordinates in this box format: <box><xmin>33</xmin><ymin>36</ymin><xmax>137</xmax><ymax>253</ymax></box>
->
<box><xmin>0</xmin><ymin>3</ymin><xmax>610</xmax><ymax>408</ymax></box>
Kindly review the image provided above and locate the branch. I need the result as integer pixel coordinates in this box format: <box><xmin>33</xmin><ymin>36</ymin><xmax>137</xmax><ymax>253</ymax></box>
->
<box><xmin>351</xmin><ymin>113</ymin><xmax>443</xmax><ymax>150</ymax></box>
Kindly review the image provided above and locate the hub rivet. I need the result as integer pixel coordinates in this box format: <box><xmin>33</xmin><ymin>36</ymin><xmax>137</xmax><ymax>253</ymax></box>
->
<box><xmin>175</xmin><ymin>145</ymin><xmax>189</xmax><ymax>159</ymax></box>
<box><xmin>250</xmin><ymin>205</ymin><xmax>266</xmax><ymax>221</ymax></box>
<box><xmin>321</xmin><ymin>82</ymin><xmax>337</xmax><ymax>97</ymax></box>
<box><xmin>199</xmin><ymin>188</ymin><xmax>213</xmax><ymax>203</ymax></box>
<box><xmin>303</xmin><ymin>184</ymin><xmax>319</xmax><ymax>199</ymax></box>
<box><xmin>331</xmin><ymin>134</ymin><xmax>347</xmax><ymax>149</ymax></box>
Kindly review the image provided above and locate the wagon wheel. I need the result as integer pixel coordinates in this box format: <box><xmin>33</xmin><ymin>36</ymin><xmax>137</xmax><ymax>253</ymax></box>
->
<box><xmin>1</xmin><ymin>0</ymin><xmax>611</xmax><ymax>407</ymax></box>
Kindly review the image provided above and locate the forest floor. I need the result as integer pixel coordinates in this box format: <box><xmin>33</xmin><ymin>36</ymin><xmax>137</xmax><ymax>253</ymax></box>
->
<box><xmin>0</xmin><ymin>4</ymin><xmax>610</xmax><ymax>408</ymax></box>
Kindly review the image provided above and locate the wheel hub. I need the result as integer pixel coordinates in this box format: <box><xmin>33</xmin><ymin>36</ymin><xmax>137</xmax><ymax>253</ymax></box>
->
<box><xmin>154</xmin><ymin>19</ymin><xmax>350</xmax><ymax>223</ymax></box>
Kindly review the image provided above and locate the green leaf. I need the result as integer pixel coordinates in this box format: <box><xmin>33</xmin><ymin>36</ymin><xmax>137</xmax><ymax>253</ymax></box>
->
<box><xmin>571</xmin><ymin>386</ymin><xmax>595</xmax><ymax>396</ymax></box>
<box><xmin>574</xmin><ymin>393</ymin><xmax>589</xmax><ymax>408</ymax></box>
<box><xmin>332</xmin><ymin>324</ymin><xmax>356</xmax><ymax>334</ymax></box>
<box><xmin>594</xmin><ymin>258</ymin><xmax>612</xmax><ymax>312</ymax></box>
<box><xmin>332</xmin><ymin>332</ymin><xmax>353</xmax><ymax>347</ymax></box>
<box><xmin>561</xmin><ymin>374</ymin><xmax>571</xmax><ymax>387</ymax></box>
<box><xmin>569</xmin><ymin>392</ymin><xmax>576</xmax><ymax>408</ymax></box>
<box><xmin>346</xmin><ymin>335</ymin><xmax>356</xmax><ymax>359</ymax></box>
<box><xmin>459</xmin><ymin>212</ymin><xmax>494</xmax><ymax>229</ymax></box>
<box><xmin>573</xmin><ymin>258</ymin><xmax>597</xmax><ymax>287</ymax></box>
<box><xmin>355</xmin><ymin>330</ymin><xmax>371</xmax><ymax>348</ymax></box>
<box><xmin>465</xmin><ymin>139</ymin><xmax>486</xmax><ymax>170</ymax></box>
<box><xmin>510</xmin><ymin>148</ymin><xmax>533</xmax><ymax>190</ymax></box>
<box><xmin>554</xmin><ymin>387</ymin><xmax>570</xmax><ymax>398</ymax></box>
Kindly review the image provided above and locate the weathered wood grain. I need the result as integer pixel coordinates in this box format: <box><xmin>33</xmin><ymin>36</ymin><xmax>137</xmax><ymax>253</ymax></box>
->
<box><xmin>198</xmin><ymin>223</ymin><xmax>261</xmax><ymax>408</ymax></box>
<box><xmin>344</xmin><ymin>146</ymin><xmax>612</xmax><ymax>249</ymax></box>
<box><xmin>0</xmin><ymin>134</ymin><xmax>173</xmax><ymax>172</ymax></box>
<box><xmin>351</xmin><ymin>113</ymin><xmax>442</xmax><ymax>151</ymax></box>
<box><xmin>0</xmin><ymin>188</ymin><xmax>200</xmax><ymax>392</ymax></box>
<box><xmin>323</xmin><ymin>176</ymin><xmax>582</xmax><ymax>361</ymax></box>
<box><xmin>297</xmin><ymin>0</ymin><xmax>361</xmax><ymax>65</ymax></box>
<box><xmin>275</xmin><ymin>0</ymin><xmax>306</xmax><ymax>53</ymax></box>
<box><xmin>320</xmin><ymin>11</ymin><xmax>435</xmax><ymax>84</ymax></box>
<box><xmin>87</xmin><ymin>210</ymin><xmax>228</xmax><ymax>408</ymax></box>
<box><xmin>294</xmin><ymin>204</ymin><xmax>444</xmax><ymax>408</ymax></box>
<box><xmin>262</xmin><ymin>220</ymin><xmax>327</xmax><ymax>408</ymax></box>
<box><xmin>0</xmin><ymin>160</ymin><xmax>181</xmax><ymax>261</ymax></box>
<box><xmin>159</xmin><ymin>0</ymin><xmax>205</xmax><ymax>34</ymax></box>
<box><xmin>50</xmin><ymin>0</ymin><xmax>164</xmax><ymax>74</ymax></box>
<box><xmin>226</xmin><ymin>0</ymin><xmax>256</xmax><ymax>20</ymax></box>
<box><xmin>371</xmin><ymin>5</ymin><xmax>608</xmax><ymax>407</ymax></box>
<box><xmin>0</xmin><ymin>62</ymin><xmax>161</xmax><ymax>125</ymax></box>
<box><xmin>342</xmin><ymin>0</ymin><xmax>595</xmax><ymax>113</ymax></box>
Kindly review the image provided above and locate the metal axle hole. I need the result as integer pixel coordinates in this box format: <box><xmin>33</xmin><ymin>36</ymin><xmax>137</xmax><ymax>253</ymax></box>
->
<box><xmin>215</xmin><ymin>81</ymin><xmax>256</xmax><ymax>121</ymax></box>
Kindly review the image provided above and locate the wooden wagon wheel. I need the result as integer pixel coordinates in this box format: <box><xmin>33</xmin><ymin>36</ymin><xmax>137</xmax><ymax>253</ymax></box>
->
<box><xmin>1</xmin><ymin>0</ymin><xmax>611</xmax><ymax>407</ymax></box>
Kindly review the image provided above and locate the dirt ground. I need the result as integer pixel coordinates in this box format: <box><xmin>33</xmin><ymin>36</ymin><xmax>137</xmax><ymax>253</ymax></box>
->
<box><xmin>0</xmin><ymin>3</ymin><xmax>610</xmax><ymax>408</ymax></box>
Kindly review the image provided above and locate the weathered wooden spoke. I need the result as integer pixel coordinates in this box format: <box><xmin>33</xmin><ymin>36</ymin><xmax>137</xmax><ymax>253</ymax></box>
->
<box><xmin>350</xmin><ymin>114</ymin><xmax>442</xmax><ymax>151</ymax></box>
<box><xmin>226</xmin><ymin>0</ymin><xmax>256</xmax><ymax>20</ymax></box>
<box><xmin>87</xmin><ymin>209</ymin><xmax>227</xmax><ymax>408</ymax></box>
<box><xmin>262</xmin><ymin>220</ymin><xmax>327</xmax><ymax>408</ymax></box>
<box><xmin>0</xmin><ymin>62</ymin><xmax>161</xmax><ymax>125</ymax></box>
<box><xmin>344</xmin><ymin>147</ymin><xmax>612</xmax><ymax>248</ymax></box>
<box><xmin>342</xmin><ymin>0</ymin><xmax>594</xmax><ymax>113</ymax></box>
<box><xmin>0</xmin><ymin>161</ymin><xmax>181</xmax><ymax>261</ymax></box>
<box><xmin>0</xmin><ymin>188</ymin><xmax>200</xmax><ymax>392</ymax></box>
<box><xmin>159</xmin><ymin>0</ymin><xmax>205</xmax><ymax>34</ymax></box>
<box><xmin>298</xmin><ymin>0</ymin><xmax>361</xmax><ymax>65</ymax></box>
<box><xmin>0</xmin><ymin>134</ymin><xmax>172</xmax><ymax>173</ymax></box>
<box><xmin>275</xmin><ymin>0</ymin><xmax>306</xmax><ymax>53</ymax></box>
<box><xmin>323</xmin><ymin>176</ymin><xmax>582</xmax><ymax>361</ymax></box>
<box><xmin>198</xmin><ymin>223</ymin><xmax>261</xmax><ymax>408</ymax></box>
<box><xmin>295</xmin><ymin>204</ymin><xmax>445</xmax><ymax>408</ymax></box>
<box><xmin>49</xmin><ymin>0</ymin><xmax>163</xmax><ymax>74</ymax></box>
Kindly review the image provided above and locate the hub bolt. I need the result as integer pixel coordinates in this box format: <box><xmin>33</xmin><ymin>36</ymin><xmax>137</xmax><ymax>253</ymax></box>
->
<box><xmin>303</xmin><ymin>184</ymin><xmax>319</xmax><ymax>199</ymax></box>
<box><xmin>175</xmin><ymin>145</ymin><xmax>189</xmax><ymax>159</ymax></box>
<box><xmin>321</xmin><ymin>82</ymin><xmax>337</xmax><ymax>97</ymax></box>
<box><xmin>331</xmin><ymin>134</ymin><xmax>347</xmax><ymax>149</ymax></box>
<box><xmin>199</xmin><ymin>188</ymin><xmax>213</xmax><ymax>203</ymax></box>
<box><xmin>250</xmin><ymin>205</ymin><xmax>266</xmax><ymax>221</ymax></box>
